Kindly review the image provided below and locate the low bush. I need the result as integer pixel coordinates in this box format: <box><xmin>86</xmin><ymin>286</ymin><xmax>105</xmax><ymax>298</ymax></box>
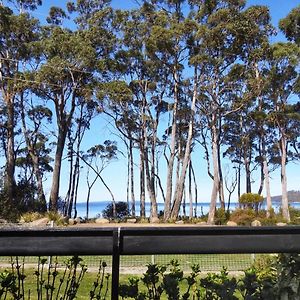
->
<box><xmin>20</xmin><ymin>212</ymin><xmax>45</xmax><ymax>223</ymax></box>
<box><xmin>214</xmin><ymin>208</ymin><xmax>229</xmax><ymax>225</ymax></box>
<box><xmin>102</xmin><ymin>201</ymin><xmax>129</xmax><ymax>220</ymax></box>
<box><xmin>239</xmin><ymin>193</ymin><xmax>264</xmax><ymax>212</ymax></box>
<box><xmin>229</xmin><ymin>208</ymin><xmax>256</xmax><ymax>225</ymax></box>
<box><xmin>288</xmin><ymin>207</ymin><xmax>300</xmax><ymax>224</ymax></box>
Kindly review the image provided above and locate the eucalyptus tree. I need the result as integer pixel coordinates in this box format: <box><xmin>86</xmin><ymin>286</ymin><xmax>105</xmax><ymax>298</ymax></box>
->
<box><xmin>32</xmin><ymin>14</ymin><xmax>96</xmax><ymax>211</ymax></box>
<box><xmin>279</xmin><ymin>5</ymin><xmax>300</xmax><ymax>46</ymax></box>
<box><xmin>0</xmin><ymin>1</ymin><xmax>41</xmax><ymax>214</ymax></box>
<box><xmin>266</xmin><ymin>42</ymin><xmax>300</xmax><ymax>222</ymax></box>
<box><xmin>223</xmin><ymin>5</ymin><xmax>275</xmax><ymax>215</ymax></box>
<box><xmin>31</xmin><ymin>0</ymin><xmax>116</xmax><ymax>211</ymax></box>
<box><xmin>192</xmin><ymin>1</ymin><xmax>273</xmax><ymax>223</ymax></box>
<box><xmin>114</xmin><ymin>3</ymin><xmax>169</xmax><ymax>219</ymax></box>
<box><xmin>136</xmin><ymin>0</ymin><xmax>195</xmax><ymax>221</ymax></box>
<box><xmin>192</xmin><ymin>0</ymin><xmax>245</xmax><ymax>223</ymax></box>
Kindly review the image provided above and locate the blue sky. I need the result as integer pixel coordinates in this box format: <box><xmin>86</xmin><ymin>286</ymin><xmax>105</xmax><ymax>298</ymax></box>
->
<box><xmin>7</xmin><ymin>0</ymin><xmax>300</xmax><ymax>205</ymax></box>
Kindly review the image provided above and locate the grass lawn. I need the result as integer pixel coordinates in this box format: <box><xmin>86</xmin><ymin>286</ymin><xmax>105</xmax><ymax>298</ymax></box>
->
<box><xmin>0</xmin><ymin>253</ymin><xmax>256</xmax><ymax>273</ymax></box>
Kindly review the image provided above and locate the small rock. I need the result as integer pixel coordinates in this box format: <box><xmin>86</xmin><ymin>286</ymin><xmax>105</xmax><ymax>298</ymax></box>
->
<box><xmin>226</xmin><ymin>221</ymin><xmax>238</xmax><ymax>226</ymax></box>
<box><xmin>276</xmin><ymin>222</ymin><xmax>287</xmax><ymax>226</ymax></box>
<box><xmin>150</xmin><ymin>217</ymin><xmax>160</xmax><ymax>224</ymax></box>
<box><xmin>30</xmin><ymin>217</ymin><xmax>49</xmax><ymax>227</ymax></box>
<box><xmin>251</xmin><ymin>220</ymin><xmax>261</xmax><ymax>227</ymax></box>
<box><xmin>0</xmin><ymin>218</ymin><xmax>8</xmax><ymax>224</ymax></box>
<box><xmin>95</xmin><ymin>218</ymin><xmax>110</xmax><ymax>224</ymax></box>
<box><xmin>69</xmin><ymin>218</ymin><xmax>76</xmax><ymax>225</ymax></box>
<box><xmin>75</xmin><ymin>217</ymin><xmax>82</xmax><ymax>224</ymax></box>
<box><xmin>126</xmin><ymin>218</ymin><xmax>137</xmax><ymax>224</ymax></box>
<box><xmin>175</xmin><ymin>220</ymin><xmax>184</xmax><ymax>224</ymax></box>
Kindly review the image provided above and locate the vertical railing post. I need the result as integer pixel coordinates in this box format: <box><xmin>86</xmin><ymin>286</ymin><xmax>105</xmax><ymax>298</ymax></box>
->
<box><xmin>111</xmin><ymin>227</ymin><xmax>121</xmax><ymax>300</ymax></box>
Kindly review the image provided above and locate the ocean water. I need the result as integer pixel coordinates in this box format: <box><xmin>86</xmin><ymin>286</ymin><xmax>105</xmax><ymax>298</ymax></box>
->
<box><xmin>74</xmin><ymin>201</ymin><xmax>296</xmax><ymax>219</ymax></box>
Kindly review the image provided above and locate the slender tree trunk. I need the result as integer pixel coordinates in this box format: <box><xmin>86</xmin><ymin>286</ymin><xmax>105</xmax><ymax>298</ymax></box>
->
<box><xmin>191</xmin><ymin>161</ymin><xmax>198</xmax><ymax>218</ymax></box>
<box><xmin>217</xmin><ymin>118</ymin><xmax>225</xmax><ymax>209</ymax></box>
<box><xmin>263</xmin><ymin>157</ymin><xmax>272</xmax><ymax>218</ymax></box>
<box><xmin>188</xmin><ymin>162</ymin><xmax>193</xmax><ymax>219</ymax></box>
<box><xmin>129</xmin><ymin>139</ymin><xmax>135</xmax><ymax>216</ymax></box>
<box><xmin>85</xmin><ymin>174</ymin><xmax>99</xmax><ymax>220</ymax></box>
<box><xmin>171</xmin><ymin>70</ymin><xmax>197</xmax><ymax>219</ymax></box>
<box><xmin>49</xmin><ymin>129</ymin><xmax>67</xmax><ymax>211</ymax></box>
<box><xmin>244</xmin><ymin>155</ymin><xmax>251</xmax><ymax>194</ymax></box>
<box><xmin>164</xmin><ymin>70</ymin><xmax>179</xmax><ymax>220</ymax></box>
<box><xmin>208</xmin><ymin>120</ymin><xmax>219</xmax><ymax>225</ymax></box>
<box><xmin>140</xmin><ymin>145</ymin><xmax>146</xmax><ymax>217</ymax></box>
<box><xmin>280</xmin><ymin>135</ymin><xmax>290</xmax><ymax>222</ymax></box>
<box><xmin>256</xmin><ymin>139</ymin><xmax>264</xmax><ymax>196</ymax></box>
<box><xmin>143</xmin><ymin>129</ymin><xmax>158</xmax><ymax>220</ymax></box>
<box><xmin>237</xmin><ymin>163</ymin><xmax>241</xmax><ymax>201</ymax></box>
<box><xmin>5</xmin><ymin>98</ymin><xmax>16</xmax><ymax>206</ymax></box>
<box><xmin>126</xmin><ymin>143</ymin><xmax>130</xmax><ymax>211</ymax></box>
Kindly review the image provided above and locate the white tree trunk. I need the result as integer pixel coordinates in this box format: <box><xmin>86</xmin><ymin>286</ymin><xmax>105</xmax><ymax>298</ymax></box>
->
<box><xmin>164</xmin><ymin>70</ymin><xmax>179</xmax><ymax>220</ymax></box>
<box><xmin>207</xmin><ymin>121</ymin><xmax>219</xmax><ymax>225</ymax></box>
<box><xmin>280</xmin><ymin>136</ymin><xmax>290</xmax><ymax>222</ymax></box>
<box><xmin>263</xmin><ymin>157</ymin><xmax>272</xmax><ymax>218</ymax></box>
<box><xmin>171</xmin><ymin>70</ymin><xmax>197</xmax><ymax>219</ymax></box>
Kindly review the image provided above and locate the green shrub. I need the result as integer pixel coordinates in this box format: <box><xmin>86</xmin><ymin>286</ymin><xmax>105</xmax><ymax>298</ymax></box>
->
<box><xmin>288</xmin><ymin>206</ymin><xmax>300</xmax><ymax>224</ymax></box>
<box><xmin>239</xmin><ymin>193</ymin><xmax>264</xmax><ymax>212</ymax></box>
<box><xmin>102</xmin><ymin>201</ymin><xmax>129</xmax><ymax>220</ymax></box>
<box><xmin>214</xmin><ymin>208</ymin><xmax>229</xmax><ymax>225</ymax></box>
<box><xmin>20</xmin><ymin>212</ymin><xmax>45</xmax><ymax>223</ymax></box>
<box><xmin>276</xmin><ymin>253</ymin><xmax>300</xmax><ymax>299</ymax></box>
<box><xmin>200</xmin><ymin>267</ymin><xmax>239</xmax><ymax>299</ymax></box>
<box><xmin>119</xmin><ymin>260</ymin><xmax>201</xmax><ymax>300</ymax></box>
<box><xmin>230</xmin><ymin>208</ymin><xmax>256</xmax><ymax>225</ymax></box>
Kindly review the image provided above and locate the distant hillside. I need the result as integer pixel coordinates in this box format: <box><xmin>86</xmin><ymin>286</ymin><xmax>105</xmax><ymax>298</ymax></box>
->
<box><xmin>269</xmin><ymin>190</ymin><xmax>300</xmax><ymax>203</ymax></box>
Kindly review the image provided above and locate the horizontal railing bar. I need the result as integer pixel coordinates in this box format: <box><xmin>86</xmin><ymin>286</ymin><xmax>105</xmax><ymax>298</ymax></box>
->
<box><xmin>0</xmin><ymin>226</ymin><xmax>299</xmax><ymax>256</ymax></box>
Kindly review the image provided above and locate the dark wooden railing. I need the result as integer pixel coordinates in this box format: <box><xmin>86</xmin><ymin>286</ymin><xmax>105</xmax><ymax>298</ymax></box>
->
<box><xmin>1</xmin><ymin>226</ymin><xmax>300</xmax><ymax>299</ymax></box>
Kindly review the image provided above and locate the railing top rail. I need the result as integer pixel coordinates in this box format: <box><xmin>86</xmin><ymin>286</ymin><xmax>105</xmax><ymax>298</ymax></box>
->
<box><xmin>0</xmin><ymin>226</ymin><xmax>299</xmax><ymax>256</ymax></box>
<box><xmin>0</xmin><ymin>225</ymin><xmax>299</xmax><ymax>234</ymax></box>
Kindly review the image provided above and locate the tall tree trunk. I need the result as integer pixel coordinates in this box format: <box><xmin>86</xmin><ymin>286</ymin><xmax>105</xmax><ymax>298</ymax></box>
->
<box><xmin>170</xmin><ymin>70</ymin><xmax>197</xmax><ymax>219</ymax></box>
<box><xmin>143</xmin><ymin>129</ymin><xmax>158</xmax><ymax>220</ymax></box>
<box><xmin>190</xmin><ymin>161</ymin><xmax>198</xmax><ymax>218</ymax></box>
<box><xmin>237</xmin><ymin>163</ymin><xmax>241</xmax><ymax>201</ymax></box>
<box><xmin>85</xmin><ymin>173</ymin><xmax>99</xmax><ymax>220</ymax></box>
<box><xmin>129</xmin><ymin>139</ymin><xmax>135</xmax><ymax>216</ymax></box>
<box><xmin>244</xmin><ymin>155</ymin><xmax>251</xmax><ymax>193</ymax></box>
<box><xmin>5</xmin><ymin>98</ymin><xmax>16</xmax><ymax>206</ymax></box>
<box><xmin>164</xmin><ymin>69</ymin><xmax>179</xmax><ymax>220</ymax></box>
<box><xmin>207</xmin><ymin>120</ymin><xmax>219</xmax><ymax>225</ymax></box>
<box><xmin>263</xmin><ymin>157</ymin><xmax>272</xmax><ymax>218</ymax></box>
<box><xmin>139</xmin><ymin>145</ymin><xmax>146</xmax><ymax>218</ymax></box>
<box><xmin>257</xmin><ymin>162</ymin><xmax>264</xmax><ymax>195</ymax></box>
<box><xmin>49</xmin><ymin>129</ymin><xmax>67</xmax><ymax>211</ymax></box>
<box><xmin>217</xmin><ymin>117</ymin><xmax>225</xmax><ymax>209</ymax></box>
<box><xmin>188</xmin><ymin>161</ymin><xmax>193</xmax><ymax>219</ymax></box>
<box><xmin>280</xmin><ymin>135</ymin><xmax>290</xmax><ymax>222</ymax></box>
